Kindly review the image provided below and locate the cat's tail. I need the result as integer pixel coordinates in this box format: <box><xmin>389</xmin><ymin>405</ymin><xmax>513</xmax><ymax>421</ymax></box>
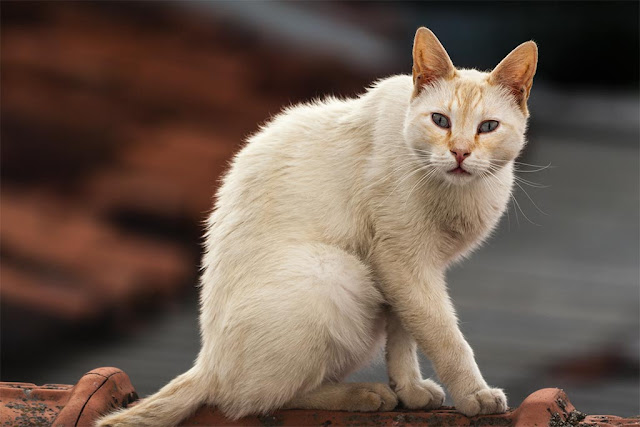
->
<box><xmin>94</xmin><ymin>367</ymin><xmax>209</xmax><ymax>427</ymax></box>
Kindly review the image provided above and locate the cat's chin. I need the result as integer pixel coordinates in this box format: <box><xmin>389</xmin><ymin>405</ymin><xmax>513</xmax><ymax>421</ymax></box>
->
<box><xmin>449</xmin><ymin>166</ymin><xmax>470</xmax><ymax>176</ymax></box>
<box><xmin>442</xmin><ymin>168</ymin><xmax>477</xmax><ymax>185</ymax></box>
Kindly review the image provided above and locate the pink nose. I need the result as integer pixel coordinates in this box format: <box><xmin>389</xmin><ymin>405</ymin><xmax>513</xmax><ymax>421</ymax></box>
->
<box><xmin>450</xmin><ymin>149</ymin><xmax>471</xmax><ymax>164</ymax></box>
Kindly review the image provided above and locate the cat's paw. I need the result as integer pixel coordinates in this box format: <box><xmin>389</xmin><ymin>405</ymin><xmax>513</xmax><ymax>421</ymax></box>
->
<box><xmin>395</xmin><ymin>379</ymin><xmax>445</xmax><ymax>410</ymax></box>
<box><xmin>350</xmin><ymin>383</ymin><xmax>399</xmax><ymax>412</ymax></box>
<box><xmin>454</xmin><ymin>387</ymin><xmax>507</xmax><ymax>416</ymax></box>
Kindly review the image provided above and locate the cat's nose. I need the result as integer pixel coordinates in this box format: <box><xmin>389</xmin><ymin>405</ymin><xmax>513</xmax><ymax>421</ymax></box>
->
<box><xmin>450</xmin><ymin>149</ymin><xmax>471</xmax><ymax>164</ymax></box>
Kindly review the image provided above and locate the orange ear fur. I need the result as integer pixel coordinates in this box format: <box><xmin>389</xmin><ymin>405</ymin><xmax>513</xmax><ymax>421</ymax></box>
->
<box><xmin>412</xmin><ymin>27</ymin><xmax>456</xmax><ymax>97</ymax></box>
<box><xmin>489</xmin><ymin>41</ymin><xmax>538</xmax><ymax>115</ymax></box>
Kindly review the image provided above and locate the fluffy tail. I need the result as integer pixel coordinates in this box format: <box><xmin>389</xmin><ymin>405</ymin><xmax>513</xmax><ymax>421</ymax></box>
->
<box><xmin>95</xmin><ymin>367</ymin><xmax>208</xmax><ymax>427</ymax></box>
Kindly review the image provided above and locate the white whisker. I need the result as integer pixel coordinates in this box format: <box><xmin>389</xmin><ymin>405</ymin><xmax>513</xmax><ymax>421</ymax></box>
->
<box><xmin>514</xmin><ymin>176</ymin><xmax>548</xmax><ymax>189</ymax></box>
<box><xmin>378</xmin><ymin>163</ymin><xmax>430</xmax><ymax>207</ymax></box>
<box><xmin>403</xmin><ymin>167</ymin><xmax>438</xmax><ymax>210</ymax></box>
<box><xmin>511</xmin><ymin>190</ymin><xmax>539</xmax><ymax>226</ymax></box>
<box><xmin>514</xmin><ymin>160</ymin><xmax>553</xmax><ymax>170</ymax></box>
<box><xmin>514</xmin><ymin>180</ymin><xmax>548</xmax><ymax>216</ymax></box>
<box><xmin>364</xmin><ymin>156</ymin><xmax>421</xmax><ymax>191</ymax></box>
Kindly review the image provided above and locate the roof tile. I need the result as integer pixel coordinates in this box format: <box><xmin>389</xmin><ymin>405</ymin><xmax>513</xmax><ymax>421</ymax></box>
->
<box><xmin>2</xmin><ymin>368</ymin><xmax>638</xmax><ymax>426</ymax></box>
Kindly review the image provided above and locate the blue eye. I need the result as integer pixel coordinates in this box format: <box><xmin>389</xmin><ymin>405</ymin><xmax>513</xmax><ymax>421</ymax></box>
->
<box><xmin>478</xmin><ymin>120</ymin><xmax>499</xmax><ymax>133</ymax></box>
<box><xmin>432</xmin><ymin>113</ymin><xmax>451</xmax><ymax>129</ymax></box>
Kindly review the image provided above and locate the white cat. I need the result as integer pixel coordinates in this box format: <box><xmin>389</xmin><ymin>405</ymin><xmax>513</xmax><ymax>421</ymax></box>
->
<box><xmin>97</xmin><ymin>27</ymin><xmax>537</xmax><ymax>426</ymax></box>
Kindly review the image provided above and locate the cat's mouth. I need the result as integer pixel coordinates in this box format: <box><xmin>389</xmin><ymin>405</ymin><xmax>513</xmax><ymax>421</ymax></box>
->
<box><xmin>448</xmin><ymin>166</ymin><xmax>471</xmax><ymax>175</ymax></box>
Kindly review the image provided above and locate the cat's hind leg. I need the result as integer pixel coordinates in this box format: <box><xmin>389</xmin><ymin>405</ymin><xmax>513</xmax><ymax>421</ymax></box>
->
<box><xmin>207</xmin><ymin>243</ymin><xmax>390</xmax><ymax>419</ymax></box>
<box><xmin>284</xmin><ymin>382</ymin><xmax>398</xmax><ymax>411</ymax></box>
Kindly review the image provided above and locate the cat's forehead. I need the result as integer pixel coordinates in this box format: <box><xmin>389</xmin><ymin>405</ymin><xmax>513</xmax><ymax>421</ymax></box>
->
<box><xmin>445</xmin><ymin>69</ymin><xmax>492</xmax><ymax>106</ymax></box>
<box><xmin>456</xmin><ymin>68</ymin><xmax>489</xmax><ymax>83</ymax></box>
<box><xmin>420</xmin><ymin>69</ymin><xmax>509</xmax><ymax>115</ymax></box>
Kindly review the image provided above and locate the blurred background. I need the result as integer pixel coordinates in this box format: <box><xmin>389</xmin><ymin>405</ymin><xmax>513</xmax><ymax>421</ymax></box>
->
<box><xmin>1</xmin><ymin>1</ymin><xmax>638</xmax><ymax>418</ymax></box>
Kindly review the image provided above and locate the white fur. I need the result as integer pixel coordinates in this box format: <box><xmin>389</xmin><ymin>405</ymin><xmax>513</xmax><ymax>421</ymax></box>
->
<box><xmin>97</xmin><ymin>50</ymin><xmax>534</xmax><ymax>426</ymax></box>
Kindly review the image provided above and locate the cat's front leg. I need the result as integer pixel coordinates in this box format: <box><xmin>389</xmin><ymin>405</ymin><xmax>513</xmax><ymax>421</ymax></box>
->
<box><xmin>385</xmin><ymin>309</ymin><xmax>445</xmax><ymax>410</ymax></box>
<box><xmin>378</xmin><ymin>264</ymin><xmax>507</xmax><ymax>416</ymax></box>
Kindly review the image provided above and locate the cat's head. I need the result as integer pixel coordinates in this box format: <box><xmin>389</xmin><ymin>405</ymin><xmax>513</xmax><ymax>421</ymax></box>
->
<box><xmin>403</xmin><ymin>27</ymin><xmax>537</xmax><ymax>185</ymax></box>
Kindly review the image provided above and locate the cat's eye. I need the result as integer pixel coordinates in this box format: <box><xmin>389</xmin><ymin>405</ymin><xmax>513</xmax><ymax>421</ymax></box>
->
<box><xmin>431</xmin><ymin>113</ymin><xmax>451</xmax><ymax>129</ymax></box>
<box><xmin>478</xmin><ymin>120</ymin><xmax>499</xmax><ymax>134</ymax></box>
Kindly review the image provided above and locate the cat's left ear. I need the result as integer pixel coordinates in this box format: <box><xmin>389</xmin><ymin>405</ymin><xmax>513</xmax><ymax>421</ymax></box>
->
<box><xmin>412</xmin><ymin>27</ymin><xmax>456</xmax><ymax>97</ymax></box>
<box><xmin>489</xmin><ymin>41</ymin><xmax>538</xmax><ymax>115</ymax></box>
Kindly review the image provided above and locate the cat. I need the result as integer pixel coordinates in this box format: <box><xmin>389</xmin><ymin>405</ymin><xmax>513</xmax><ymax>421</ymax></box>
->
<box><xmin>96</xmin><ymin>27</ymin><xmax>537</xmax><ymax>426</ymax></box>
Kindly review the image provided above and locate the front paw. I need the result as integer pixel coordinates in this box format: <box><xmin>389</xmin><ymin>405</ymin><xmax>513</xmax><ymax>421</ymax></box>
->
<box><xmin>395</xmin><ymin>379</ymin><xmax>445</xmax><ymax>410</ymax></box>
<box><xmin>455</xmin><ymin>387</ymin><xmax>507</xmax><ymax>416</ymax></box>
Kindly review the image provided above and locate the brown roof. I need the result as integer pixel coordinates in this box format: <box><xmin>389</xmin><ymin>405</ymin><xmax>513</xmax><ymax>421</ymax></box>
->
<box><xmin>1</xmin><ymin>2</ymin><xmax>367</xmax><ymax>325</ymax></box>
<box><xmin>1</xmin><ymin>368</ymin><xmax>637</xmax><ymax>426</ymax></box>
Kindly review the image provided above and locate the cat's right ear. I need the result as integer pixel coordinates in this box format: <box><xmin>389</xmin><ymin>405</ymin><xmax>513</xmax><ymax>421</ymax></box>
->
<box><xmin>489</xmin><ymin>41</ymin><xmax>538</xmax><ymax>115</ymax></box>
<box><xmin>412</xmin><ymin>27</ymin><xmax>456</xmax><ymax>97</ymax></box>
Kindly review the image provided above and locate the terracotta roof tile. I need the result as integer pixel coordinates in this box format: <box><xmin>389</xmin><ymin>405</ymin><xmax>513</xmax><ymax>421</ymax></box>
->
<box><xmin>1</xmin><ymin>368</ymin><xmax>638</xmax><ymax>426</ymax></box>
<box><xmin>1</xmin><ymin>191</ymin><xmax>193</xmax><ymax>321</ymax></box>
<box><xmin>1</xmin><ymin>1</ymin><xmax>366</xmax><ymax>328</ymax></box>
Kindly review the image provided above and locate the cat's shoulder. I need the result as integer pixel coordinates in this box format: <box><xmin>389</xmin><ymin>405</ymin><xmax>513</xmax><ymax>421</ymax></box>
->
<box><xmin>251</xmin><ymin>75</ymin><xmax>412</xmax><ymax>139</ymax></box>
<box><xmin>370</xmin><ymin>74</ymin><xmax>413</xmax><ymax>92</ymax></box>
<box><xmin>279</xmin><ymin>74</ymin><xmax>412</xmax><ymax>116</ymax></box>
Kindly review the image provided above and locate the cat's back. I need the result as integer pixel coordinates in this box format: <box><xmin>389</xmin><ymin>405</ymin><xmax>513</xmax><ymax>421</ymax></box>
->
<box><xmin>225</xmin><ymin>96</ymin><xmax>366</xmax><ymax>193</ymax></box>
<box><xmin>243</xmin><ymin>95</ymin><xmax>365</xmax><ymax>157</ymax></box>
<box><xmin>208</xmin><ymin>92</ymin><xmax>374</xmax><ymax>249</ymax></box>
<box><xmin>226</xmin><ymin>75</ymin><xmax>413</xmax><ymax>187</ymax></box>
<box><xmin>207</xmin><ymin>76</ymin><xmax>415</xmax><ymax>253</ymax></box>
<box><xmin>238</xmin><ymin>74</ymin><xmax>413</xmax><ymax>162</ymax></box>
